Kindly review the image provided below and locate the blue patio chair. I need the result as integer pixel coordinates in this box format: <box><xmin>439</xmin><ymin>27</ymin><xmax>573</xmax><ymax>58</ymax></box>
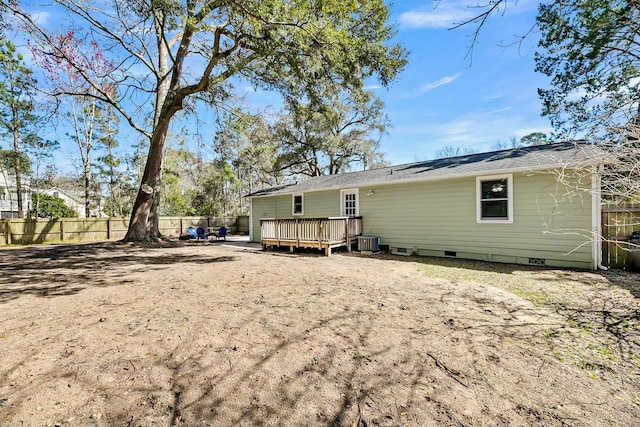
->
<box><xmin>215</xmin><ymin>226</ymin><xmax>227</xmax><ymax>241</ymax></box>
<box><xmin>196</xmin><ymin>227</ymin><xmax>208</xmax><ymax>242</ymax></box>
<box><xmin>187</xmin><ymin>226</ymin><xmax>197</xmax><ymax>239</ymax></box>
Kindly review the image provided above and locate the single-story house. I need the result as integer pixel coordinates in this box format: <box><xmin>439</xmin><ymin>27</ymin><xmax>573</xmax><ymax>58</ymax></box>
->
<box><xmin>37</xmin><ymin>187</ymin><xmax>106</xmax><ymax>218</ymax></box>
<box><xmin>246</xmin><ymin>142</ymin><xmax>608</xmax><ymax>270</ymax></box>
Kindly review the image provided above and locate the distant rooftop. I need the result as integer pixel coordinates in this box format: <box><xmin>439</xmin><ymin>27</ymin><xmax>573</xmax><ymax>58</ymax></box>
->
<box><xmin>246</xmin><ymin>142</ymin><xmax>605</xmax><ymax>198</ymax></box>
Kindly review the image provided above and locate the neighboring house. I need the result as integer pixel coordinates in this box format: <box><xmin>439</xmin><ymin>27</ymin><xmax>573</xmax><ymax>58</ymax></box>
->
<box><xmin>37</xmin><ymin>187</ymin><xmax>106</xmax><ymax>218</ymax></box>
<box><xmin>246</xmin><ymin>142</ymin><xmax>607</xmax><ymax>270</ymax></box>
<box><xmin>0</xmin><ymin>170</ymin><xmax>31</xmax><ymax>219</ymax></box>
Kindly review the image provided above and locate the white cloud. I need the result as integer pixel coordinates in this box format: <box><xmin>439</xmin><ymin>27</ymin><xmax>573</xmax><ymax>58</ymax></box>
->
<box><xmin>364</xmin><ymin>84</ymin><xmax>382</xmax><ymax>90</ymax></box>
<box><xmin>419</xmin><ymin>73</ymin><xmax>461</xmax><ymax>93</ymax></box>
<box><xmin>399</xmin><ymin>6</ymin><xmax>474</xmax><ymax>29</ymax></box>
<box><xmin>30</xmin><ymin>11</ymin><xmax>51</xmax><ymax>26</ymax></box>
<box><xmin>442</xmin><ymin>120</ymin><xmax>474</xmax><ymax>136</ymax></box>
<box><xmin>485</xmin><ymin>106</ymin><xmax>512</xmax><ymax>115</ymax></box>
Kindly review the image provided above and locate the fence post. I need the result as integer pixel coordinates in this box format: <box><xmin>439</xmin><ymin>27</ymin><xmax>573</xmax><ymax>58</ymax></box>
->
<box><xmin>60</xmin><ymin>219</ymin><xmax>65</xmax><ymax>242</ymax></box>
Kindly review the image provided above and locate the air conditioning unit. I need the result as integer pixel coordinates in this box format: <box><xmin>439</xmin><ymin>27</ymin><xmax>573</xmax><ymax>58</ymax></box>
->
<box><xmin>358</xmin><ymin>236</ymin><xmax>380</xmax><ymax>252</ymax></box>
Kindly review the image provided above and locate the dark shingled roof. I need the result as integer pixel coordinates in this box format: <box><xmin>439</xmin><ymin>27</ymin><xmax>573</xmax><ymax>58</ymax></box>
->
<box><xmin>246</xmin><ymin>142</ymin><xmax>604</xmax><ymax>198</ymax></box>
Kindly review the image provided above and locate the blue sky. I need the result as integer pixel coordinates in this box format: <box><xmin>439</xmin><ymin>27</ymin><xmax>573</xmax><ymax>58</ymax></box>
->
<box><xmin>373</xmin><ymin>0</ymin><xmax>553</xmax><ymax>164</ymax></box>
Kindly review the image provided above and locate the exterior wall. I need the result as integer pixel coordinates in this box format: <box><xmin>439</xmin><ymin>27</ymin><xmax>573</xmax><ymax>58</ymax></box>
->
<box><xmin>250</xmin><ymin>170</ymin><xmax>596</xmax><ymax>269</ymax></box>
<box><xmin>0</xmin><ymin>171</ymin><xmax>31</xmax><ymax>219</ymax></box>
<box><xmin>358</xmin><ymin>171</ymin><xmax>594</xmax><ymax>269</ymax></box>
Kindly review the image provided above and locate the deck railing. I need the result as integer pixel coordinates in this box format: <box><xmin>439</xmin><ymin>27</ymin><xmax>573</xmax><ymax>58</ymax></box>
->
<box><xmin>260</xmin><ymin>216</ymin><xmax>362</xmax><ymax>255</ymax></box>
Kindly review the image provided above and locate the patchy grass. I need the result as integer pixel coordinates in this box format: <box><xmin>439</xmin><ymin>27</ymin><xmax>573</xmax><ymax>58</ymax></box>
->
<box><xmin>417</xmin><ymin>256</ymin><xmax>640</xmax><ymax>388</ymax></box>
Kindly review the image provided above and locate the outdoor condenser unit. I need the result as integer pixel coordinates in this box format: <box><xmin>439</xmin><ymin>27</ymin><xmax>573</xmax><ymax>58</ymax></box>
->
<box><xmin>357</xmin><ymin>236</ymin><xmax>380</xmax><ymax>252</ymax></box>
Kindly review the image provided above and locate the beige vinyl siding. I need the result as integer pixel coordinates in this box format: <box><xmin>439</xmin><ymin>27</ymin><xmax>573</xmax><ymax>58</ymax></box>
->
<box><xmin>250</xmin><ymin>190</ymin><xmax>341</xmax><ymax>242</ymax></box>
<box><xmin>301</xmin><ymin>190</ymin><xmax>341</xmax><ymax>217</ymax></box>
<box><xmin>358</xmin><ymin>171</ymin><xmax>594</xmax><ymax>269</ymax></box>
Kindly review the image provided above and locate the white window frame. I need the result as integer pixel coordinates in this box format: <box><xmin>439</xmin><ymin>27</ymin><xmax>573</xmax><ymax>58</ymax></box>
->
<box><xmin>476</xmin><ymin>174</ymin><xmax>513</xmax><ymax>224</ymax></box>
<box><xmin>340</xmin><ymin>188</ymin><xmax>359</xmax><ymax>217</ymax></box>
<box><xmin>292</xmin><ymin>193</ymin><xmax>304</xmax><ymax>216</ymax></box>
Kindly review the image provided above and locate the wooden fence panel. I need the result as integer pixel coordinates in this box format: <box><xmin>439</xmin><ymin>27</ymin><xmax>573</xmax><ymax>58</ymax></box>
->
<box><xmin>5</xmin><ymin>219</ymin><xmax>63</xmax><ymax>245</ymax></box>
<box><xmin>601</xmin><ymin>205</ymin><xmax>640</xmax><ymax>269</ymax></box>
<box><xmin>0</xmin><ymin>216</ymin><xmax>246</xmax><ymax>247</ymax></box>
<box><xmin>108</xmin><ymin>218</ymin><xmax>129</xmax><ymax>240</ymax></box>
<box><xmin>237</xmin><ymin>216</ymin><xmax>249</xmax><ymax>234</ymax></box>
<box><xmin>0</xmin><ymin>220</ymin><xmax>6</xmax><ymax>245</ymax></box>
<box><xmin>62</xmin><ymin>218</ymin><xmax>110</xmax><ymax>242</ymax></box>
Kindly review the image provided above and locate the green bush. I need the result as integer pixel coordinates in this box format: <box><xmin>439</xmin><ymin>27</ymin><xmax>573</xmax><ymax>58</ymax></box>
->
<box><xmin>31</xmin><ymin>193</ymin><xmax>77</xmax><ymax>218</ymax></box>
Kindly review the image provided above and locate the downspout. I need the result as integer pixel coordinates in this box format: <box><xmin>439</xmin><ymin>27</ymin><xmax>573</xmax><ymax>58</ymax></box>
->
<box><xmin>248</xmin><ymin>197</ymin><xmax>253</xmax><ymax>242</ymax></box>
<box><xmin>593</xmin><ymin>164</ymin><xmax>608</xmax><ymax>270</ymax></box>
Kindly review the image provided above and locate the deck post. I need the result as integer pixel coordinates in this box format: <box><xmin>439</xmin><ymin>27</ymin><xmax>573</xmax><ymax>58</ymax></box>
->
<box><xmin>345</xmin><ymin>217</ymin><xmax>350</xmax><ymax>252</ymax></box>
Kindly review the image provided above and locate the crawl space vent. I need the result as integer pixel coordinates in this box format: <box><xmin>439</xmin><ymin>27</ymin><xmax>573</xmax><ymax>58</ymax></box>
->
<box><xmin>528</xmin><ymin>258</ymin><xmax>546</xmax><ymax>266</ymax></box>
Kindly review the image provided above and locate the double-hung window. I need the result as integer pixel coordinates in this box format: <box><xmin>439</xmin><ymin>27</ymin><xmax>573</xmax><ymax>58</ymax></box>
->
<box><xmin>292</xmin><ymin>193</ymin><xmax>304</xmax><ymax>215</ymax></box>
<box><xmin>476</xmin><ymin>174</ymin><xmax>513</xmax><ymax>223</ymax></box>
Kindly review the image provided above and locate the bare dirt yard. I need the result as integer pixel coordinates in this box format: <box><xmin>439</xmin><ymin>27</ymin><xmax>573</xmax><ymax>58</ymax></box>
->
<box><xmin>1</xmin><ymin>239</ymin><xmax>639</xmax><ymax>427</ymax></box>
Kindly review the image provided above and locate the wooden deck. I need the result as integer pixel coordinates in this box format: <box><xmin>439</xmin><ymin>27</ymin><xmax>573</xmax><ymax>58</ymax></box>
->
<box><xmin>260</xmin><ymin>217</ymin><xmax>363</xmax><ymax>256</ymax></box>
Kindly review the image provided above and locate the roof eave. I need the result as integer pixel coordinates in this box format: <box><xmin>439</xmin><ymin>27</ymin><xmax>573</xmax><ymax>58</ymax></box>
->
<box><xmin>246</xmin><ymin>159</ymin><xmax>602</xmax><ymax>198</ymax></box>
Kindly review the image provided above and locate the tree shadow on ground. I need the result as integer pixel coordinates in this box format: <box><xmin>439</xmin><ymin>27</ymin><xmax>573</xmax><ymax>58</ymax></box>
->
<box><xmin>0</xmin><ymin>241</ymin><xmax>236</xmax><ymax>304</ymax></box>
<box><xmin>2</xmin><ymin>246</ymin><xmax>639</xmax><ymax>426</ymax></box>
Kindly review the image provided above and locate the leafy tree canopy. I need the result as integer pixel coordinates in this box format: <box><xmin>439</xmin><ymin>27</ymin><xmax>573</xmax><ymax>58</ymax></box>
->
<box><xmin>0</xmin><ymin>148</ymin><xmax>31</xmax><ymax>175</ymax></box>
<box><xmin>536</xmin><ymin>0</ymin><xmax>640</xmax><ymax>142</ymax></box>
<box><xmin>272</xmin><ymin>89</ymin><xmax>389</xmax><ymax>177</ymax></box>
<box><xmin>519</xmin><ymin>132</ymin><xmax>552</xmax><ymax>146</ymax></box>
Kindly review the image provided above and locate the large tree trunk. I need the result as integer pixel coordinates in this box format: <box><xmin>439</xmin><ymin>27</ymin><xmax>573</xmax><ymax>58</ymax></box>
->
<box><xmin>142</xmin><ymin>10</ymin><xmax>171</xmax><ymax>240</ymax></box>
<box><xmin>123</xmin><ymin>106</ymin><xmax>175</xmax><ymax>241</ymax></box>
<box><xmin>149</xmin><ymin>164</ymin><xmax>162</xmax><ymax>239</ymax></box>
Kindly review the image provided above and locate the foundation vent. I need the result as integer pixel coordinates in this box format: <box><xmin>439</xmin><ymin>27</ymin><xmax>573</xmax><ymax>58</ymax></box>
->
<box><xmin>528</xmin><ymin>258</ymin><xmax>546</xmax><ymax>266</ymax></box>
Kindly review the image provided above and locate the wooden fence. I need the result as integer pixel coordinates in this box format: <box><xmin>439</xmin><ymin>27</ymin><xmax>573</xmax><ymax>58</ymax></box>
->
<box><xmin>601</xmin><ymin>205</ymin><xmax>640</xmax><ymax>269</ymax></box>
<box><xmin>0</xmin><ymin>216</ymin><xmax>249</xmax><ymax>246</ymax></box>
